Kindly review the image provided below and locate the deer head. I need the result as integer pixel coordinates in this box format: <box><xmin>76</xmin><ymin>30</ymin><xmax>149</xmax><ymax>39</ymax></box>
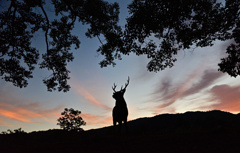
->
<box><xmin>112</xmin><ymin>77</ymin><xmax>130</xmax><ymax>100</ymax></box>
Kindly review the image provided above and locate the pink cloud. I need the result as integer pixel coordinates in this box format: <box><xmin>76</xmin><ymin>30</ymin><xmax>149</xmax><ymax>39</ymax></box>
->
<box><xmin>70</xmin><ymin>78</ymin><xmax>111</xmax><ymax>110</ymax></box>
<box><xmin>77</xmin><ymin>86</ymin><xmax>110</xmax><ymax>110</ymax></box>
<box><xmin>210</xmin><ymin>84</ymin><xmax>240</xmax><ymax>113</ymax></box>
<box><xmin>0</xmin><ymin>102</ymin><xmax>64</xmax><ymax>124</ymax></box>
<box><xmin>0</xmin><ymin>103</ymin><xmax>42</xmax><ymax>123</ymax></box>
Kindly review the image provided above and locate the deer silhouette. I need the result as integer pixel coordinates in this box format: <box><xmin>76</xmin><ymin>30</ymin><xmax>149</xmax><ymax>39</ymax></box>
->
<box><xmin>112</xmin><ymin>77</ymin><xmax>129</xmax><ymax>132</ymax></box>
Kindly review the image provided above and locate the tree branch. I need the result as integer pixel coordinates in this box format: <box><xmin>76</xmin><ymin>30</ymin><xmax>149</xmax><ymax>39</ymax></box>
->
<box><xmin>7</xmin><ymin>0</ymin><xmax>14</xmax><ymax>16</ymax></box>
<box><xmin>40</xmin><ymin>4</ymin><xmax>50</xmax><ymax>53</ymax></box>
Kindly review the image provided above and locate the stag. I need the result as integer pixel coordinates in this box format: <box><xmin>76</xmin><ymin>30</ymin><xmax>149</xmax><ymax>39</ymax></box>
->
<box><xmin>112</xmin><ymin>77</ymin><xmax>130</xmax><ymax>132</ymax></box>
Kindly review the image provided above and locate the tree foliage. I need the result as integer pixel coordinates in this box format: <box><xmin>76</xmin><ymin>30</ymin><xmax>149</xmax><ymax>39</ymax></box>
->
<box><xmin>0</xmin><ymin>0</ymin><xmax>121</xmax><ymax>92</ymax></box>
<box><xmin>0</xmin><ymin>0</ymin><xmax>240</xmax><ymax>92</ymax></box>
<box><xmin>57</xmin><ymin>108</ymin><xmax>86</xmax><ymax>132</ymax></box>
<box><xmin>123</xmin><ymin>0</ymin><xmax>240</xmax><ymax>74</ymax></box>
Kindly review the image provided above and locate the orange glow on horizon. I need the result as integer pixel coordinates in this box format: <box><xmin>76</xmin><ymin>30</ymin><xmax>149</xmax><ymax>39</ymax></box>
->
<box><xmin>81</xmin><ymin>113</ymin><xmax>112</xmax><ymax>126</ymax></box>
<box><xmin>214</xmin><ymin>100</ymin><xmax>240</xmax><ymax>114</ymax></box>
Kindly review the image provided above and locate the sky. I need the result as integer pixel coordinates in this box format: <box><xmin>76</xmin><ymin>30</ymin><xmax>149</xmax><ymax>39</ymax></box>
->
<box><xmin>1</xmin><ymin>0</ymin><xmax>240</xmax><ymax>133</ymax></box>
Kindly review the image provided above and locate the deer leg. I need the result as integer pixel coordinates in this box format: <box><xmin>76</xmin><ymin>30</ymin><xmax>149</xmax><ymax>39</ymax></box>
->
<box><xmin>113</xmin><ymin>120</ymin><xmax>117</xmax><ymax>133</ymax></box>
<box><xmin>118</xmin><ymin>121</ymin><xmax>122</xmax><ymax>134</ymax></box>
<box><xmin>124</xmin><ymin>120</ymin><xmax>128</xmax><ymax>134</ymax></box>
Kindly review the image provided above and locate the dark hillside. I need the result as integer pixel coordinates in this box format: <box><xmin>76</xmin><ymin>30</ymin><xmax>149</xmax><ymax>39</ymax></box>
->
<box><xmin>1</xmin><ymin>110</ymin><xmax>240</xmax><ymax>153</ymax></box>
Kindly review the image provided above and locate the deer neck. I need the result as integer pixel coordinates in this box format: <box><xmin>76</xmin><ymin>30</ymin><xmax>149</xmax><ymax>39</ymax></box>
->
<box><xmin>115</xmin><ymin>98</ymin><xmax>127</xmax><ymax>107</ymax></box>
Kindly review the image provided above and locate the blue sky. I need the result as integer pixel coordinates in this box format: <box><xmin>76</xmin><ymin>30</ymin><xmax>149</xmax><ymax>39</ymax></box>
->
<box><xmin>0</xmin><ymin>0</ymin><xmax>240</xmax><ymax>132</ymax></box>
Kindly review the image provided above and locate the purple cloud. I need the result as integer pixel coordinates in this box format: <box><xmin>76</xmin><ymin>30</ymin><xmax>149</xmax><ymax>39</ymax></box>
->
<box><xmin>151</xmin><ymin>69</ymin><xmax>225</xmax><ymax>113</ymax></box>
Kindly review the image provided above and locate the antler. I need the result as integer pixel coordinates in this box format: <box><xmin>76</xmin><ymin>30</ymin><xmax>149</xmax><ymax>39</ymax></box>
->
<box><xmin>112</xmin><ymin>83</ymin><xmax>117</xmax><ymax>93</ymax></box>
<box><xmin>121</xmin><ymin>76</ymin><xmax>130</xmax><ymax>90</ymax></box>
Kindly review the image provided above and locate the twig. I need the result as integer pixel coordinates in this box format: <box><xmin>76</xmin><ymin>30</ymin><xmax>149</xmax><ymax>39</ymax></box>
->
<box><xmin>97</xmin><ymin>35</ymin><xmax>104</xmax><ymax>45</ymax></box>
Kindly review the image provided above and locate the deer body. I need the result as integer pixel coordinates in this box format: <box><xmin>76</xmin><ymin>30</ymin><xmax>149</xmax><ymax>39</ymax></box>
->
<box><xmin>112</xmin><ymin>77</ymin><xmax>129</xmax><ymax>132</ymax></box>
<box><xmin>112</xmin><ymin>93</ymin><xmax>128</xmax><ymax>126</ymax></box>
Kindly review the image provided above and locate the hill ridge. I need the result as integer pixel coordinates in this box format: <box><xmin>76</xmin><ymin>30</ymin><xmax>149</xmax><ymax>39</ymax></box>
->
<box><xmin>1</xmin><ymin>110</ymin><xmax>240</xmax><ymax>153</ymax></box>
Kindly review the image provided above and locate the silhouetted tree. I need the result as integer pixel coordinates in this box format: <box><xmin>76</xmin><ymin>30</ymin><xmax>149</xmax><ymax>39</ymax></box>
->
<box><xmin>122</xmin><ymin>0</ymin><xmax>240</xmax><ymax>76</ymax></box>
<box><xmin>57</xmin><ymin>108</ymin><xmax>86</xmax><ymax>132</ymax></box>
<box><xmin>0</xmin><ymin>0</ymin><xmax>121</xmax><ymax>92</ymax></box>
<box><xmin>1</xmin><ymin>0</ymin><xmax>239</xmax><ymax>92</ymax></box>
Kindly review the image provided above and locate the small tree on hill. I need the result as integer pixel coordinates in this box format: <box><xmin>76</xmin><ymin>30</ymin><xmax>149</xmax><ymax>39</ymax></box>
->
<box><xmin>1</xmin><ymin>128</ymin><xmax>26</xmax><ymax>135</ymax></box>
<box><xmin>57</xmin><ymin>108</ymin><xmax>86</xmax><ymax>132</ymax></box>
